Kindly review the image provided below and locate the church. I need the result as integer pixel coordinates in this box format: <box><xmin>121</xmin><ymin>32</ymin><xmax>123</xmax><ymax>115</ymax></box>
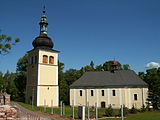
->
<box><xmin>70</xmin><ymin>61</ymin><xmax>148</xmax><ymax>109</ymax></box>
<box><xmin>25</xmin><ymin>7</ymin><xmax>148</xmax><ymax>109</ymax></box>
<box><xmin>25</xmin><ymin>8</ymin><xmax>59</xmax><ymax>107</ymax></box>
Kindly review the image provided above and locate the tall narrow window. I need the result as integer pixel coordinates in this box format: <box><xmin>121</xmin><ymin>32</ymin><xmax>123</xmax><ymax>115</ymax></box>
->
<box><xmin>49</xmin><ymin>56</ymin><xmax>54</xmax><ymax>64</ymax></box>
<box><xmin>91</xmin><ymin>90</ymin><xmax>94</xmax><ymax>96</ymax></box>
<box><xmin>31</xmin><ymin>57</ymin><xmax>34</xmax><ymax>64</ymax></box>
<box><xmin>101</xmin><ymin>90</ymin><xmax>104</xmax><ymax>96</ymax></box>
<box><xmin>35</xmin><ymin>56</ymin><xmax>37</xmax><ymax>64</ymax></box>
<box><xmin>134</xmin><ymin>94</ymin><xmax>138</xmax><ymax>101</ymax></box>
<box><xmin>43</xmin><ymin>55</ymin><xmax>48</xmax><ymax>63</ymax></box>
<box><xmin>112</xmin><ymin>90</ymin><xmax>116</xmax><ymax>96</ymax></box>
<box><xmin>80</xmin><ymin>90</ymin><xmax>82</xmax><ymax>96</ymax></box>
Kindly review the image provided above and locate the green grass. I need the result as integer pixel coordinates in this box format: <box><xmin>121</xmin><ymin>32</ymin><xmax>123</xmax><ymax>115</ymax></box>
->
<box><xmin>101</xmin><ymin>112</ymin><xmax>160</xmax><ymax>120</ymax></box>
<box><xmin>17</xmin><ymin>102</ymin><xmax>109</xmax><ymax>118</ymax></box>
<box><xmin>17</xmin><ymin>102</ymin><xmax>160</xmax><ymax>120</ymax></box>
<box><xmin>17</xmin><ymin>102</ymin><xmax>78</xmax><ymax>118</ymax></box>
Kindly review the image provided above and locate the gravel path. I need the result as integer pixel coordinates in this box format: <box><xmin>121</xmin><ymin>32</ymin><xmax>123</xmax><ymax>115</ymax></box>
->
<box><xmin>11</xmin><ymin>102</ymin><xmax>55</xmax><ymax>120</ymax></box>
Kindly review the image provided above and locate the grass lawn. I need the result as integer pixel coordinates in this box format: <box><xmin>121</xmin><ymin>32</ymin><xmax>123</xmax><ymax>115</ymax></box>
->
<box><xmin>101</xmin><ymin>112</ymin><xmax>160</xmax><ymax>120</ymax></box>
<box><xmin>17</xmin><ymin>102</ymin><xmax>160</xmax><ymax>120</ymax></box>
<box><xmin>17</xmin><ymin>102</ymin><xmax>78</xmax><ymax>118</ymax></box>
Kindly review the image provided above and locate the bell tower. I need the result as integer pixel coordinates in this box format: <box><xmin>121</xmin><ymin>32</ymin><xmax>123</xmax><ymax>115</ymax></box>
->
<box><xmin>26</xmin><ymin>7</ymin><xmax>59</xmax><ymax>107</ymax></box>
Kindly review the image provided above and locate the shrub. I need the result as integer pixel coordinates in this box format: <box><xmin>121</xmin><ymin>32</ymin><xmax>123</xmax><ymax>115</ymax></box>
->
<box><xmin>105</xmin><ymin>104</ymin><xmax>114</xmax><ymax>117</ymax></box>
<box><xmin>130</xmin><ymin>105</ymin><xmax>138</xmax><ymax>114</ymax></box>
<box><xmin>140</xmin><ymin>104</ymin><xmax>147</xmax><ymax>112</ymax></box>
<box><xmin>119</xmin><ymin>105</ymin><xmax>129</xmax><ymax>116</ymax></box>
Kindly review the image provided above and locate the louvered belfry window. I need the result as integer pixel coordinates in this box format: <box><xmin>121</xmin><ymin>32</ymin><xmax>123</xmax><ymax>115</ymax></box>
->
<box><xmin>43</xmin><ymin>55</ymin><xmax>48</xmax><ymax>63</ymax></box>
<box><xmin>49</xmin><ymin>56</ymin><xmax>54</xmax><ymax>64</ymax></box>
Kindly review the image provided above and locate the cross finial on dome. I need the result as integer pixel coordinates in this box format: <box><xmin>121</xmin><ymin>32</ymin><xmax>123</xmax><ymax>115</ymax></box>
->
<box><xmin>43</xmin><ymin>5</ymin><xmax>46</xmax><ymax>14</ymax></box>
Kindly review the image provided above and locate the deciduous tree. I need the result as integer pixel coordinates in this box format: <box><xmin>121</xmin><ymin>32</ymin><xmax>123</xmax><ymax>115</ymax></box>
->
<box><xmin>0</xmin><ymin>30</ymin><xmax>20</xmax><ymax>55</ymax></box>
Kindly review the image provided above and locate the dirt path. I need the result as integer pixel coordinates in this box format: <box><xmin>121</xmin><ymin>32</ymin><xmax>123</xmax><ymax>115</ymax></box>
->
<box><xmin>11</xmin><ymin>102</ymin><xmax>55</xmax><ymax>120</ymax></box>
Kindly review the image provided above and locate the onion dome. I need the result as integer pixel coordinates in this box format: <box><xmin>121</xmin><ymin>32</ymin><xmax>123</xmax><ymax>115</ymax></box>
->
<box><xmin>32</xmin><ymin>6</ymin><xmax>54</xmax><ymax>49</ymax></box>
<box><xmin>32</xmin><ymin>34</ymin><xmax>53</xmax><ymax>49</ymax></box>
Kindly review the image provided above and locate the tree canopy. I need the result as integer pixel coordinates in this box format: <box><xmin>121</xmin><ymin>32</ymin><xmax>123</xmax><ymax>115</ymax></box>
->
<box><xmin>0</xmin><ymin>30</ymin><xmax>20</xmax><ymax>55</ymax></box>
<box><xmin>0</xmin><ymin>54</ymin><xmax>134</xmax><ymax>105</ymax></box>
<box><xmin>139</xmin><ymin>68</ymin><xmax>160</xmax><ymax>109</ymax></box>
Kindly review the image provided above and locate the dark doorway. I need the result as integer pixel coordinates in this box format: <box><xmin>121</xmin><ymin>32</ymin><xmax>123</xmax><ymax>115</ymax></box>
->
<box><xmin>101</xmin><ymin>101</ymin><xmax>106</xmax><ymax>108</ymax></box>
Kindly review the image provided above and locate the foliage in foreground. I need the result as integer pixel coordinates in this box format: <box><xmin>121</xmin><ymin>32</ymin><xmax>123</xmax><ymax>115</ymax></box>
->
<box><xmin>130</xmin><ymin>105</ymin><xmax>138</xmax><ymax>114</ymax></box>
<box><xmin>102</xmin><ymin>112</ymin><xmax>160</xmax><ymax>120</ymax></box>
<box><xmin>17</xmin><ymin>102</ymin><xmax>160</xmax><ymax>120</ymax></box>
<box><xmin>105</xmin><ymin>104</ymin><xmax>115</xmax><ymax>117</ymax></box>
<box><xmin>0</xmin><ymin>30</ymin><xmax>20</xmax><ymax>55</ymax></box>
<box><xmin>139</xmin><ymin>68</ymin><xmax>160</xmax><ymax>110</ymax></box>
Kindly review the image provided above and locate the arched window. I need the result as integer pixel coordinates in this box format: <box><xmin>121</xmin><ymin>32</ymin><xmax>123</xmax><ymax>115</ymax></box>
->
<box><xmin>43</xmin><ymin>55</ymin><xmax>48</xmax><ymax>63</ymax></box>
<box><xmin>91</xmin><ymin>90</ymin><xmax>94</xmax><ymax>96</ymax></box>
<box><xmin>112</xmin><ymin>90</ymin><xmax>116</xmax><ymax>96</ymax></box>
<box><xmin>134</xmin><ymin>94</ymin><xmax>138</xmax><ymax>101</ymax></box>
<box><xmin>101</xmin><ymin>101</ymin><xmax>106</xmax><ymax>108</ymax></box>
<box><xmin>101</xmin><ymin>90</ymin><xmax>104</xmax><ymax>96</ymax></box>
<box><xmin>80</xmin><ymin>90</ymin><xmax>82</xmax><ymax>96</ymax></box>
<box><xmin>49</xmin><ymin>56</ymin><xmax>54</xmax><ymax>64</ymax></box>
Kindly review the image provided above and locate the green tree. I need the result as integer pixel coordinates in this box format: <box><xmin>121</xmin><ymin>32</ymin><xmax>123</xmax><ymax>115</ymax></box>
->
<box><xmin>90</xmin><ymin>61</ymin><xmax>94</xmax><ymax>69</ymax></box>
<box><xmin>122</xmin><ymin>64</ymin><xmax>130</xmax><ymax>70</ymax></box>
<box><xmin>65</xmin><ymin>69</ymin><xmax>80</xmax><ymax>86</ymax></box>
<box><xmin>14</xmin><ymin>54</ymin><xmax>28</xmax><ymax>102</ymax></box>
<box><xmin>16</xmin><ymin>54</ymin><xmax>28</xmax><ymax>72</ymax></box>
<box><xmin>95</xmin><ymin>65</ymin><xmax>103</xmax><ymax>71</ymax></box>
<box><xmin>14</xmin><ymin>72</ymin><xmax>27</xmax><ymax>102</ymax></box>
<box><xmin>84</xmin><ymin>65</ymin><xmax>94</xmax><ymax>72</ymax></box>
<box><xmin>0</xmin><ymin>72</ymin><xmax>4</xmax><ymax>92</ymax></box>
<box><xmin>59</xmin><ymin>77</ymin><xmax>69</xmax><ymax>104</ymax></box>
<box><xmin>58</xmin><ymin>61</ymin><xmax>64</xmax><ymax>73</ymax></box>
<box><xmin>138</xmin><ymin>72</ymin><xmax>145</xmax><ymax>80</ymax></box>
<box><xmin>105</xmin><ymin>104</ymin><xmax>114</xmax><ymax>116</ymax></box>
<box><xmin>3</xmin><ymin>71</ymin><xmax>19</xmax><ymax>100</ymax></box>
<box><xmin>58</xmin><ymin>61</ymin><xmax>68</xmax><ymax>103</ymax></box>
<box><xmin>140</xmin><ymin>68</ymin><xmax>160</xmax><ymax>110</ymax></box>
<box><xmin>0</xmin><ymin>30</ymin><xmax>20</xmax><ymax>55</ymax></box>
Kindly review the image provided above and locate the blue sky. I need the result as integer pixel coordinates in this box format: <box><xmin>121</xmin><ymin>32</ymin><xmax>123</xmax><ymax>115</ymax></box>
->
<box><xmin>0</xmin><ymin>0</ymin><xmax>160</xmax><ymax>73</ymax></box>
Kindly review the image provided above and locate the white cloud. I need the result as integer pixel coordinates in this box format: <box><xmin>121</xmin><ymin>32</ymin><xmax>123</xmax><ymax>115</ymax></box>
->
<box><xmin>145</xmin><ymin>62</ymin><xmax>160</xmax><ymax>69</ymax></box>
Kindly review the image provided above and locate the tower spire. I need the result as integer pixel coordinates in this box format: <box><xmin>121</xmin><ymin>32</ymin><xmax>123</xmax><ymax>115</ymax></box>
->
<box><xmin>39</xmin><ymin>6</ymin><xmax>48</xmax><ymax>35</ymax></box>
<box><xmin>43</xmin><ymin>5</ymin><xmax>46</xmax><ymax>15</ymax></box>
<box><xmin>32</xmin><ymin>6</ymin><xmax>53</xmax><ymax>49</ymax></box>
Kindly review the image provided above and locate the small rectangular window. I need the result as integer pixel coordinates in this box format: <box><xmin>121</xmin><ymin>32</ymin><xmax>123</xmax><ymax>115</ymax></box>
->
<box><xmin>91</xmin><ymin>90</ymin><xmax>94</xmax><ymax>96</ymax></box>
<box><xmin>112</xmin><ymin>90</ymin><xmax>116</xmax><ymax>96</ymax></box>
<box><xmin>134</xmin><ymin>94</ymin><xmax>138</xmax><ymax>100</ymax></box>
<box><xmin>80</xmin><ymin>90</ymin><xmax>82</xmax><ymax>96</ymax></box>
<box><xmin>102</xmin><ymin>90</ymin><xmax>104</xmax><ymax>96</ymax></box>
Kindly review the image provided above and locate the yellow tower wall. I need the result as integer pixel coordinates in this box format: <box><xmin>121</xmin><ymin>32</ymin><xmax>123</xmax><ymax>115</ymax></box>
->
<box><xmin>26</xmin><ymin>49</ymin><xmax>59</xmax><ymax>107</ymax></box>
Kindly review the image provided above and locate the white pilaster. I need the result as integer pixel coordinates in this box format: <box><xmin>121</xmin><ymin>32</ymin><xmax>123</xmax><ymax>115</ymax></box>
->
<box><xmin>128</xmin><ymin>88</ymin><xmax>131</xmax><ymax>109</ymax></box>
<box><xmin>86</xmin><ymin>89</ymin><xmax>88</xmax><ymax>106</ymax></box>
<box><xmin>142</xmin><ymin>88</ymin><xmax>145</xmax><ymax>106</ymax></box>
<box><xmin>107</xmin><ymin>88</ymin><xmax>110</xmax><ymax>105</ymax></box>
<box><xmin>119</xmin><ymin>88</ymin><xmax>122</xmax><ymax>106</ymax></box>
<box><xmin>96</xmin><ymin>89</ymin><xmax>99</xmax><ymax>107</ymax></box>
<box><xmin>74</xmin><ymin>89</ymin><xmax>76</xmax><ymax>105</ymax></box>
